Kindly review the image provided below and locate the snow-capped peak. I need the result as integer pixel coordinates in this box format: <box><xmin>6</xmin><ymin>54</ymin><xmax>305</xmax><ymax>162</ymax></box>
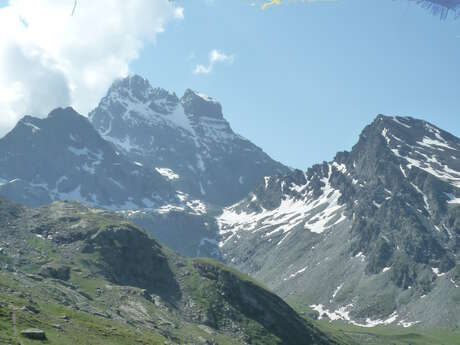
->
<box><xmin>89</xmin><ymin>75</ymin><xmax>289</xmax><ymax>205</ymax></box>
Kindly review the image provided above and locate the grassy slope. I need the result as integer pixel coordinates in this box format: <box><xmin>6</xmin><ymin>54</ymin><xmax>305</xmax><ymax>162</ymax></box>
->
<box><xmin>0</xmin><ymin>261</ymin><xmax>244</xmax><ymax>345</ymax></box>
<box><xmin>0</xmin><ymin>201</ymin><xmax>338</xmax><ymax>345</ymax></box>
<box><xmin>0</xmin><ymin>276</ymin><xmax>166</xmax><ymax>345</ymax></box>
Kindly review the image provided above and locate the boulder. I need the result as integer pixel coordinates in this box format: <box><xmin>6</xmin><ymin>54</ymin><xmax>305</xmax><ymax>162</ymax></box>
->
<box><xmin>39</xmin><ymin>263</ymin><xmax>71</xmax><ymax>281</ymax></box>
<box><xmin>21</xmin><ymin>328</ymin><xmax>47</xmax><ymax>340</ymax></box>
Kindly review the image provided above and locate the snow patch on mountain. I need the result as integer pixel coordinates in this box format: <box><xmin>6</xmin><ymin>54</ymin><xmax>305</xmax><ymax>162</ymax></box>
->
<box><xmin>382</xmin><ymin>121</ymin><xmax>460</xmax><ymax>189</ymax></box>
<box><xmin>445</xmin><ymin>193</ymin><xmax>460</xmax><ymax>204</ymax></box>
<box><xmin>155</xmin><ymin>167</ymin><xmax>180</xmax><ymax>180</ymax></box>
<box><xmin>310</xmin><ymin>304</ymin><xmax>353</xmax><ymax>322</ymax></box>
<box><xmin>144</xmin><ymin>190</ymin><xmax>208</xmax><ymax>216</ymax></box>
<box><xmin>311</xmin><ymin>304</ymin><xmax>404</xmax><ymax>328</ymax></box>
<box><xmin>165</xmin><ymin>104</ymin><xmax>195</xmax><ymax>134</ymax></box>
<box><xmin>218</xmin><ymin>164</ymin><xmax>347</xmax><ymax>247</ymax></box>
<box><xmin>392</xmin><ymin>117</ymin><xmax>411</xmax><ymax>128</ymax></box>
<box><xmin>283</xmin><ymin>266</ymin><xmax>308</xmax><ymax>281</ymax></box>
<box><xmin>23</xmin><ymin>122</ymin><xmax>41</xmax><ymax>134</ymax></box>
<box><xmin>418</xmin><ymin>136</ymin><xmax>455</xmax><ymax>151</ymax></box>
<box><xmin>432</xmin><ymin>267</ymin><xmax>445</xmax><ymax>277</ymax></box>
<box><xmin>331</xmin><ymin>283</ymin><xmax>343</xmax><ymax>299</ymax></box>
<box><xmin>393</xmin><ymin>148</ymin><xmax>460</xmax><ymax>189</ymax></box>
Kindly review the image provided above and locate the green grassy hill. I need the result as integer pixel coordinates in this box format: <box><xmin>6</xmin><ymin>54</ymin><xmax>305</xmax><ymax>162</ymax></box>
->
<box><xmin>0</xmin><ymin>199</ymin><xmax>336</xmax><ymax>345</ymax></box>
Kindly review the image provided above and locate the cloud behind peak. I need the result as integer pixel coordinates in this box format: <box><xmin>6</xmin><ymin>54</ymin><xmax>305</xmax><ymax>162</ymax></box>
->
<box><xmin>0</xmin><ymin>0</ymin><xmax>183</xmax><ymax>137</ymax></box>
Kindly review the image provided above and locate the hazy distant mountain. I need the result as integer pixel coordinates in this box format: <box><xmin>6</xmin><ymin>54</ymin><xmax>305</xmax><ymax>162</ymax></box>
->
<box><xmin>218</xmin><ymin>115</ymin><xmax>460</xmax><ymax>327</ymax></box>
<box><xmin>0</xmin><ymin>107</ymin><xmax>174</xmax><ymax>209</ymax></box>
<box><xmin>89</xmin><ymin>75</ymin><xmax>289</xmax><ymax>206</ymax></box>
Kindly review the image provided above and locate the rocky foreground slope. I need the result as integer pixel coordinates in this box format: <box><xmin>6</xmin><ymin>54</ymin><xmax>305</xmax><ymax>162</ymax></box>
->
<box><xmin>218</xmin><ymin>115</ymin><xmax>460</xmax><ymax>328</ymax></box>
<box><xmin>0</xmin><ymin>198</ymin><xmax>337</xmax><ymax>345</ymax></box>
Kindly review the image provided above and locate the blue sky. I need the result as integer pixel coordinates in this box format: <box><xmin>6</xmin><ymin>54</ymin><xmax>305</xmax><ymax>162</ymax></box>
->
<box><xmin>0</xmin><ymin>0</ymin><xmax>459</xmax><ymax>170</ymax></box>
<box><xmin>131</xmin><ymin>0</ymin><xmax>460</xmax><ymax>169</ymax></box>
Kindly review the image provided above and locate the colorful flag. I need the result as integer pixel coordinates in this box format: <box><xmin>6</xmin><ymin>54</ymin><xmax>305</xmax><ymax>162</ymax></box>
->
<box><xmin>412</xmin><ymin>0</ymin><xmax>460</xmax><ymax>18</ymax></box>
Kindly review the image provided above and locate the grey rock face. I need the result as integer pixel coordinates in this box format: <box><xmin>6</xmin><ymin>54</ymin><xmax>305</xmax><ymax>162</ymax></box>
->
<box><xmin>89</xmin><ymin>75</ymin><xmax>289</xmax><ymax>206</ymax></box>
<box><xmin>0</xmin><ymin>107</ymin><xmax>174</xmax><ymax>208</ymax></box>
<box><xmin>181</xmin><ymin>89</ymin><xmax>223</xmax><ymax>119</ymax></box>
<box><xmin>218</xmin><ymin>115</ymin><xmax>460</xmax><ymax>327</ymax></box>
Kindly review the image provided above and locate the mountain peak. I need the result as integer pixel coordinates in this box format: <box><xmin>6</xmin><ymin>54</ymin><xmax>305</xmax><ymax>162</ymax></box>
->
<box><xmin>107</xmin><ymin>75</ymin><xmax>178</xmax><ymax>106</ymax></box>
<box><xmin>218</xmin><ymin>113</ymin><xmax>460</xmax><ymax>328</ymax></box>
<box><xmin>89</xmin><ymin>76</ymin><xmax>289</xmax><ymax>205</ymax></box>
<box><xmin>110</xmin><ymin>74</ymin><xmax>151</xmax><ymax>93</ymax></box>
<box><xmin>367</xmin><ymin>114</ymin><xmax>459</xmax><ymax>150</ymax></box>
<box><xmin>47</xmin><ymin>106</ymin><xmax>83</xmax><ymax>120</ymax></box>
<box><xmin>13</xmin><ymin>107</ymin><xmax>88</xmax><ymax>139</ymax></box>
<box><xmin>180</xmin><ymin>89</ymin><xmax>223</xmax><ymax>119</ymax></box>
<box><xmin>365</xmin><ymin>114</ymin><xmax>413</xmax><ymax>134</ymax></box>
<box><xmin>369</xmin><ymin>114</ymin><xmax>452</xmax><ymax>139</ymax></box>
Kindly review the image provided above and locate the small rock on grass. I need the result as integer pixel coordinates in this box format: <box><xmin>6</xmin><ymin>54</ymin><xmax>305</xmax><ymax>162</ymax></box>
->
<box><xmin>21</xmin><ymin>328</ymin><xmax>47</xmax><ymax>340</ymax></box>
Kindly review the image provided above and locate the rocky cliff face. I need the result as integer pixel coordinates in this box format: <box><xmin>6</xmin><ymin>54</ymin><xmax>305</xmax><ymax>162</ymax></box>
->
<box><xmin>89</xmin><ymin>75</ymin><xmax>289</xmax><ymax>206</ymax></box>
<box><xmin>218</xmin><ymin>115</ymin><xmax>460</xmax><ymax>328</ymax></box>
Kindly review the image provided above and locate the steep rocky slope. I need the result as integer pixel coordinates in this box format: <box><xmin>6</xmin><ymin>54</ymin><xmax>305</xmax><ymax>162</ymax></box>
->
<box><xmin>89</xmin><ymin>75</ymin><xmax>289</xmax><ymax>206</ymax></box>
<box><xmin>0</xmin><ymin>198</ymin><xmax>337</xmax><ymax>345</ymax></box>
<box><xmin>218</xmin><ymin>115</ymin><xmax>460</xmax><ymax>328</ymax></box>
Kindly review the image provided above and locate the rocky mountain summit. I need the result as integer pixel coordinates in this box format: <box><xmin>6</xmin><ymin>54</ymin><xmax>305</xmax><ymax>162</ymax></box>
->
<box><xmin>89</xmin><ymin>75</ymin><xmax>289</xmax><ymax>206</ymax></box>
<box><xmin>218</xmin><ymin>115</ymin><xmax>460</xmax><ymax>328</ymax></box>
<box><xmin>0</xmin><ymin>198</ymin><xmax>337</xmax><ymax>345</ymax></box>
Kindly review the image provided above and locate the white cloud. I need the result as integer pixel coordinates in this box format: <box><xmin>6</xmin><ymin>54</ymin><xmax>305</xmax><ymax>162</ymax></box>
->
<box><xmin>193</xmin><ymin>49</ymin><xmax>234</xmax><ymax>75</ymax></box>
<box><xmin>0</xmin><ymin>0</ymin><xmax>183</xmax><ymax>137</ymax></box>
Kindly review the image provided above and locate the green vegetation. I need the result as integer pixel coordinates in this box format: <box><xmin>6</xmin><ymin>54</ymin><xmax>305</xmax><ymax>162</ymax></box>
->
<box><xmin>193</xmin><ymin>257</ymin><xmax>269</xmax><ymax>289</ymax></box>
<box><xmin>0</xmin><ymin>276</ymin><xmax>167</xmax><ymax>345</ymax></box>
<box><xmin>315</xmin><ymin>320</ymin><xmax>460</xmax><ymax>345</ymax></box>
<box><xmin>3</xmin><ymin>199</ymin><xmax>459</xmax><ymax>344</ymax></box>
<box><xmin>0</xmin><ymin>200</ymin><xmax>336</xmax><ymax>345</ymax></box>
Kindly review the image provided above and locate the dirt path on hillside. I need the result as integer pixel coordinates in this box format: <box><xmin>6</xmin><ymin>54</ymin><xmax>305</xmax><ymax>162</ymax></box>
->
<box><xmin>10</xmin><ymin>306</ymin><xmax>22</xmax><ymax>345</ymax></box>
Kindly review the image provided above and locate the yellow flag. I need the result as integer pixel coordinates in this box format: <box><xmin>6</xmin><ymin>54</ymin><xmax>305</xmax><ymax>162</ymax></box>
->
<box><xmin>262</xmin><ymin>0</ymin><xmax>281</xmax><ymax>10</ymax></box>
